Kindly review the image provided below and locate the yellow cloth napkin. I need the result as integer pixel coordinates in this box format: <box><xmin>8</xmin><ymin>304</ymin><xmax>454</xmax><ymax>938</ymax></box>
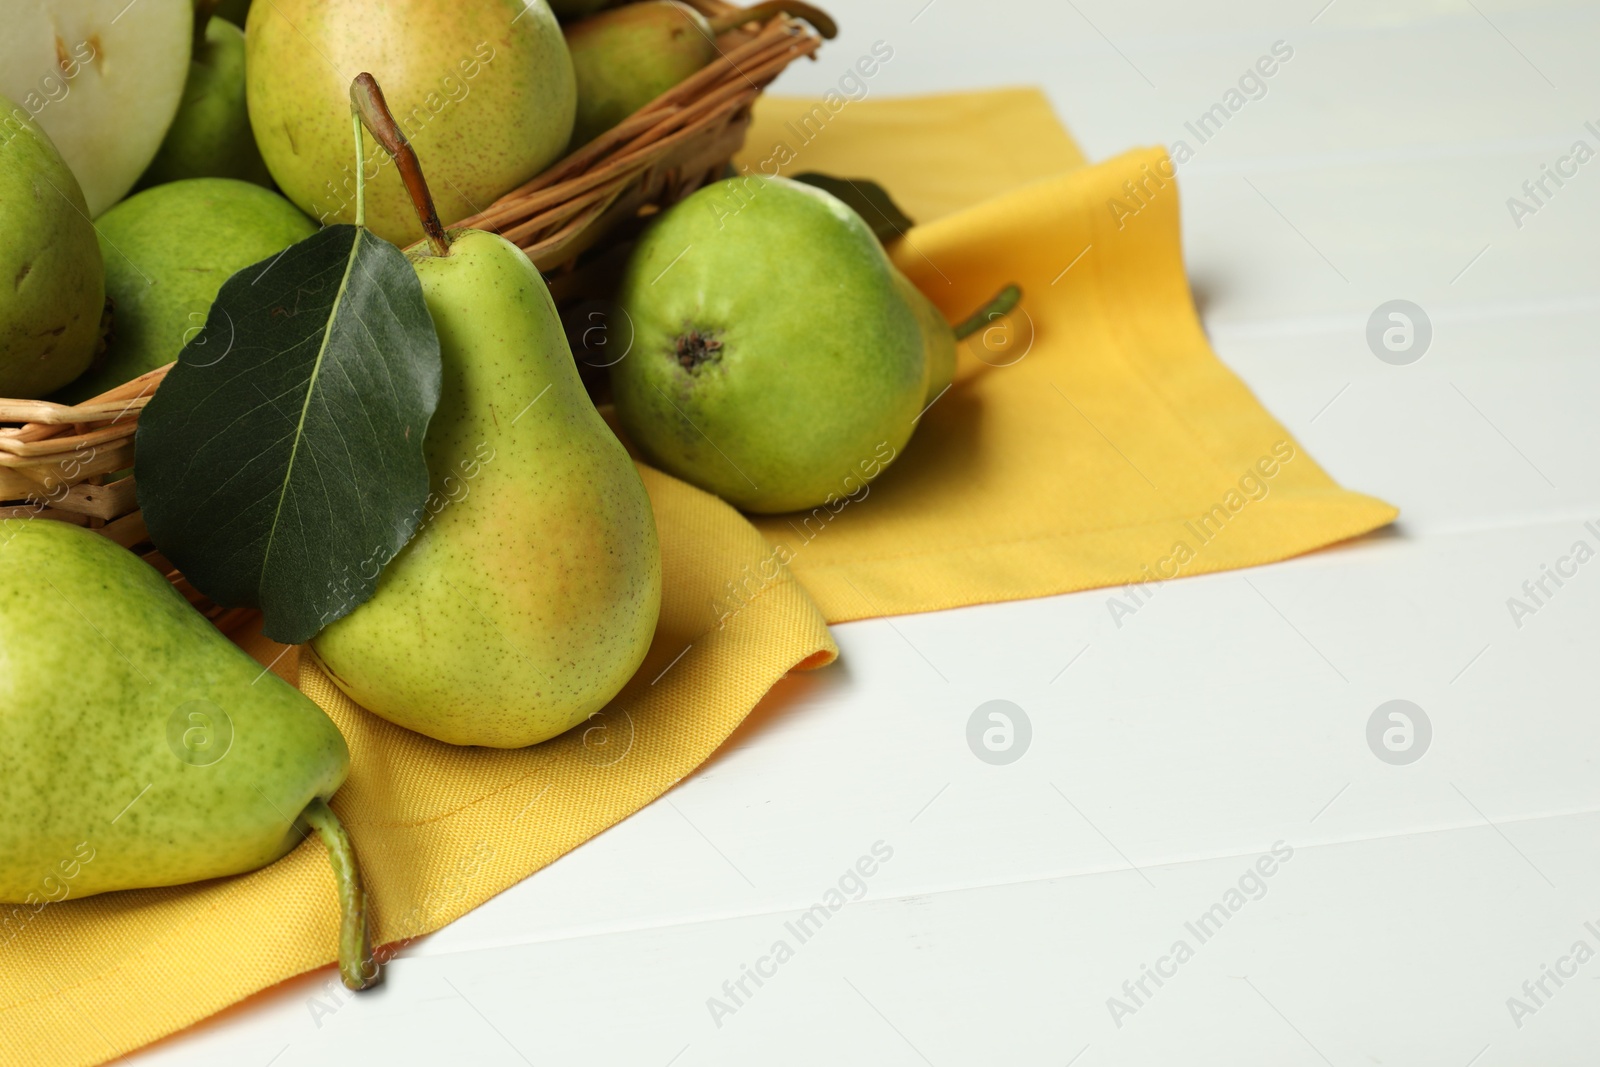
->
<box><xmin>0</xmin><ymin>466</ymin><xmax>836</xmax><ymax>1067</ymax></box>
<box><xmin>739</xmin><ymin>90</ymin><xmax>1397</xmax><ymax>621</ymax></box>
<box><xmin>742</xmin><ymin>88</ymin><xmax>1086</xmax><ymax>223</ymax></box>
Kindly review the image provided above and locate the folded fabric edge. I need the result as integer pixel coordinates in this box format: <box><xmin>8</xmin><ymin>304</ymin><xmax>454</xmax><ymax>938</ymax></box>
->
<box><xmin>796</xmin><ymin>493</ymin><xmax>1399</xmax><ymax>625</ymax></box>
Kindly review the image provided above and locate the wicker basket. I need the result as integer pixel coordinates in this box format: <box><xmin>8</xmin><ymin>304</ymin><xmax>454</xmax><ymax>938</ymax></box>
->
<box><xmin>0</xmin><ymin>366</ymin><xmax>260</xmax><ymax>630</ymax></box>
<box><xmin>0</xmin><ymin>1</ymin><xmax>827</xmax><ymax>622</ymax></box>
<box><xmin>460</xmin><ymin>0</ymin><xmax>826</xmax><ymax>279</ymax></box>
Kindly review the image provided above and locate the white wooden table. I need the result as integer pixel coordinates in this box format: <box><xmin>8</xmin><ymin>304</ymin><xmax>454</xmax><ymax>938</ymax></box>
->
<box><xmin>128</xmin><ymin>1</ymin><xmax>1600</xmax><ymax>1063</ymax></box>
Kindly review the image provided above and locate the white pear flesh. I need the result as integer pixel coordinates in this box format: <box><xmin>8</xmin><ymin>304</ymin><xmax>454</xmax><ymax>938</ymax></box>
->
<box><xmin>0</xmin><ymin>0</ymin><xmax>192</xmax><ymax>216</ymax></box>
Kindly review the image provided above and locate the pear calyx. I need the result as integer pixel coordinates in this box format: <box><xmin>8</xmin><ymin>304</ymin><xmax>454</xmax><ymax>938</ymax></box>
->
<box><xmin>674</xmin><ymin>327</ymin><xmax>724</xmax><ymax>372</ymax></box>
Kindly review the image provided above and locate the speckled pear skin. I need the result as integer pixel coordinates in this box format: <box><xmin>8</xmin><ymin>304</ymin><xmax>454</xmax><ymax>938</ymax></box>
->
<box><xmin>0</xmin><ymin>519</ymin><xmax>350</xmax><ymax>902</ymax></box>
<box><xmin>60</xmin><ymin>177</ymin><xmax>316</xmax><ymax>403</ymax></box>
<box><xmin>245</xmin><ymin>0</ymin><xmax>576</xmax><ymax>246</ymax></box>
<box><xmin>608</xmin><ymin>176</ymin><xmax>929</xmax><ymax>514</ymax></box>
<box><xmin>310</xmin><ymin>229</ymin><xmax>662</xmax><ymax>749</ymax></box>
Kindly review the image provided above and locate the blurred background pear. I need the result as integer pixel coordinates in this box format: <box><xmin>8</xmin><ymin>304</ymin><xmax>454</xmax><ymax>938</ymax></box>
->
<box><xmin>0</xmin><ymin>101</ymin><xmax>104</xmax><ymax>399</ymax></box>
<box><xmin>565</xmin><ymin>1</ymin><xmax>835</xmax><ymax>148</ymax></box>
<box><xmin>140</xmin><ymin>3</ymin><xmax>271</xmax><ymax>189</ymax></box>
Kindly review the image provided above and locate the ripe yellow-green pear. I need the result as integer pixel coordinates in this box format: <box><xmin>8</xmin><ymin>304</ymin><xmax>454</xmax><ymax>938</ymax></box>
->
<box><xmin>311</xmin><ymin>225</ymin><xmax>661</xmax><ymax>747</ymax></box>
<box><xmin>0</xmin><ymin>517</ymin><xmax>376</xmax><ymax>989</ymax></box>
<box><xmin>0</xmin><ymin>102</ymin><xmax>104</xmax><ymax>399</ymax></box>
<box><xmin>0</xmin><ymin>0</ymin><xmax>192</xmax><ymax>215</ymax></box>
<box><xmin>245</xmin><ymin>0</ymin><xmax>576</xmax><ymax>245</ymax></box>
<box><xmin>140</xmin><ymin>13</ymin><xmax>271</xmax><ymax>188</ymax></box>
<box><xmin>61</xmin><ymin>178</ymin><xmax>315</xmax><ymax>401</ymax></box>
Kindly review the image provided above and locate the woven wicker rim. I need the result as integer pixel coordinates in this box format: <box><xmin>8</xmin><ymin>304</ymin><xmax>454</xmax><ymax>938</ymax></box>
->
<box><xmin>456</xmin><ymin>11</ymin><xmax>821</xmax><ymax>260</ymax></box>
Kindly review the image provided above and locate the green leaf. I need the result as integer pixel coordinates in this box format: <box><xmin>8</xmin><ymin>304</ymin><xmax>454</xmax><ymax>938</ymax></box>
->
<box><xmin>793</xmin><ymin>172</ymin><xmax>915</xmax><ymax>243</ymax></box>
<box><xmin>136</xmin><ymin>224</ymin><xmax>442</xmax><ymax>644</ymax></box>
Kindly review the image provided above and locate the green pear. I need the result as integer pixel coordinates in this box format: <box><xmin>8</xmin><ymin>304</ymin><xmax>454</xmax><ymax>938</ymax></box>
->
<box><xmin>609</xmin><ymin>175</ymin><xmax>931</xmax><ymax>513</ymax></box>
<box><xmin>139</xmin><ymin>15</ymin><xmax>272</xmax><ymax>189</ymax></box>
<box><xmin>0</xmin><ymin>0</ymin><xmax>192</xmax><ymax>216</ymax></box>
<box><xmin>245</xmin><ymin>0</ymin><xmax>577</xmax><ymax>246</ymax></box>
<box><xmin>0</xmin><ymin>517</ymin><xmax>375</xmax><ymax>988</ymax></box>
<box><xmin>565</xmin><ymin>1</ymin><xmax>836</xmax><ymax>148</ymax></box>
<box><xmin>62</xmin><ymin>178</ymin><xmax>316</xmax><ymax>402</ymax></box>
<box><xmin>566</xmin><ymin>1</ymin><xmax>712</xmax><ymax>149</ymax></box>
<box><xmin>0</xmin><ymin>102</ymin><xmax>104</xmax><ymax>399</ymax></box>
<box><xmin>311</xmin><ymin>227</ymin><xmax>662</xmax><ymax>748</ymax></box>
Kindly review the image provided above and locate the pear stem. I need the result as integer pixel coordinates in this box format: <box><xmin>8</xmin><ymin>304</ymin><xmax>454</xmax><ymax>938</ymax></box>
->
<box><xmin>193</xmin><ymin>0</ymin><xmax>219</xmax><ymax>50</ymax></box>
<box><xmin>301</xmin><ymin>797</ymin><xmax>378</xmax><ymax>991</ymax></box>
<box><xmin>952</xmin><ymin>284</ymin><xmax>1022</xmax><ymax>342</ymax></box>
<box><xmin>706</xmin><ymin>1</ymin><xmax>838</xmax><ymax>38</ymax></box>
<box><xmin>348</xmin><ymin>72</ymin><xmax>451</xmax><ymax>257</ymax></box>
